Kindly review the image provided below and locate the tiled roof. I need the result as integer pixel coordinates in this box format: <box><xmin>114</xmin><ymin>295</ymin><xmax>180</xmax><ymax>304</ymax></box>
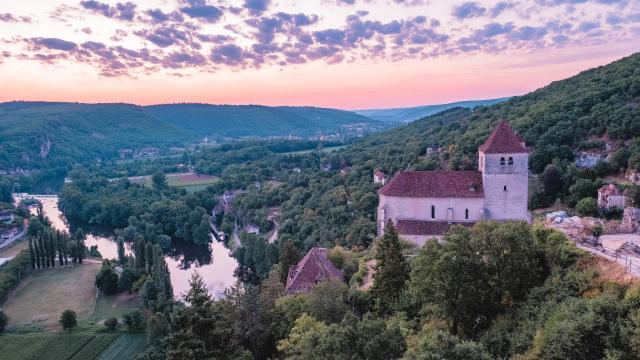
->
<box><xmin>374</xmin><ymin>170</ymin><xmax>386</xmax><ymax>178</ymax></box>
<box><xmin>285</xmin><ymin>247</ymin><xmax>343</xmax><ymax>295</ymax></box>
<box><xmin>396</xmin><ymin>220</ymin><xmax>474</xmax><ymax>235</ymax></box>
<box><xmin>479</xmin><ymin>121</ymin><xmax>528</xmax><ymax>154</ymax></box>
<box><xmin>378</xmin><ymin>171</ymin><xmax>484</xmax><ymax>198</ymax></box>
<box><xmin>599</xmin><ymin>184</ymin><xmax>623</xmax><ymax>196</ymax></box>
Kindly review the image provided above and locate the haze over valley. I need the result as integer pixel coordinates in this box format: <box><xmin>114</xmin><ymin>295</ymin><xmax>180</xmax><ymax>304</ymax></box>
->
<box><xmin>1</xmin><ymin>1</ymin><xmax>640</xmax><ymax>359</ymax></box>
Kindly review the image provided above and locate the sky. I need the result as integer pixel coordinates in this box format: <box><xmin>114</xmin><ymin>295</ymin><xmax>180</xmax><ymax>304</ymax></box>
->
<box><xmin>0</xmin><ymin>0</ymin><xmax>638</xmax><ymax>110</ymax></box>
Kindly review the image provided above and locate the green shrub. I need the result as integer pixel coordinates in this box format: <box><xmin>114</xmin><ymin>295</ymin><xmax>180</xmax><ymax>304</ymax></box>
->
<box><xmin>59</xmin><ymin>310</ymin><xmax>77</xmax><ymax>331</ymax></box>
<box><xmin>576</xmin><ymin>197</ymin><xmax>598</xmax><ymax>216</ymax></box>
<box><xmin>625</xmin><ymin>286</ymin><xmax>640</xmax><ymax>308</ymax></box>
<box><xmin>104</xmin><ymin>317</ymin><xmax>118</xmax><ymax>331</ymax></box>
<box><xmin>123</xmin><ymin>310</ymin><xmax>145</xmax><ymax>331</ymax></box>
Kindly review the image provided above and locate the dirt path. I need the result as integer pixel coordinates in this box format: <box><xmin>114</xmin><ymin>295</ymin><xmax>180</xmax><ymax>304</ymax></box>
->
<box><xmin>358</xmin><ymin>259</ymin><xmax>377</xmax><ymax>291</ymax></box>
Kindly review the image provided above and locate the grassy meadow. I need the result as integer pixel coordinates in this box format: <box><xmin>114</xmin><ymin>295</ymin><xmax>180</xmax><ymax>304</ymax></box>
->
<box><xmin>3</xmin><ymin>262</ymin><xmax>143</xmax><ymax>329</ymax></box>
<box><xmin>92</xmin><ymin>292</ymin><xmax>141</xmax><ymax>322</ymax></box>
<box><xmin>128</xmin><ymin>172</ymin><xmax>219</xmax><ymax>192</ymax></box>
<box><xmin>2</xmin><ymin>263</ymin><xmax>100</xmax><ymax>329</ymax></box>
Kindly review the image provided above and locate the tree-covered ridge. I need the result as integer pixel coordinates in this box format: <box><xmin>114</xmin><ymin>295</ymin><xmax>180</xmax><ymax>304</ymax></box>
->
<box><xmin>145</xmin><ymin>103</ymin><xmax>383</xmax><ymax>139</ymax></box>
<box><xmin>443</xmin><ymin>52</ymin><xmax>640</xmax><ymax>173</ymax></box>
<box><xmin>355</xmin><ymin>97</ymin><xmax>509</xmax><ymax>123</ymax></box>
<box><xmin>0</xmin><ymin>102</ymin><xmax>194</xmax><ymax>170</ymax></box>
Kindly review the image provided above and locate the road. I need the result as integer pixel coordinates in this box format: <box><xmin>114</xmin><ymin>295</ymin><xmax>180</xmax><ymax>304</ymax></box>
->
<box><xmin>0</xmin><ymin>225</ymin><xmax>27</xmax><ymax>252</ymax></box>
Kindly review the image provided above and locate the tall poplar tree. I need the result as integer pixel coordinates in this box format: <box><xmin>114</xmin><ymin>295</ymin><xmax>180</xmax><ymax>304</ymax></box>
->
<box><xmin>145</xmin><ymin>242</ymin><xmax>154</xmax><ymax>273</ymax></box>
<box><xmin>134</xmin><ymin>236</ymin><xmax>145</xmax><ymax>269</ymax></box>
<box><xmin>28</xmin><ymin>238</ymin><xmax>36</xmax><ymax>269</ymax></box>
<box><xmin>75</xmin><ymin>228</ymin><xmax>85</xmax><ymax>264</ymax></box>
<box><xmin>57</xmin><ymin>232</ymin><xmax>65</xmax><ymax>266</ymax></box>
<box><xmin>34</xmin><ymin>235</ymin><xmax>42</xmax><ymax>268</ymax></box>
<box><xmin>38</xmin><ymin>233</ymin><xmax>48</xmax><ymax>268</ymax></box>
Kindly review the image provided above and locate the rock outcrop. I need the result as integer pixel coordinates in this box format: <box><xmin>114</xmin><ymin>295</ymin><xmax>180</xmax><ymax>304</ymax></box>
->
<box><xmin>621</xmin><ymin>207</ymin><xmax>640</xmax><ymax>233</ymax></box>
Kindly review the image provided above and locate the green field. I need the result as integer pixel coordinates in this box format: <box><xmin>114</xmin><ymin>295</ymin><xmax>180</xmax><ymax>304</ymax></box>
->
<box><xmin>0</xmin><ymin>333</ymin><xmax>119</xmax><ymax>360</ymax></box>
<box><xmin>92</xmin><ymin>292</ymin><xmax>141</xmax><ymax>322</ymax></box>
<box><xmin>129</xmin><ymin>172</ymin><xmax>219</xmax><ymax>192</ymax></box>
<box><xmin>96</xmin><ymin>334</ymin><xmax>146</xmax><ymax>360</ymax></box>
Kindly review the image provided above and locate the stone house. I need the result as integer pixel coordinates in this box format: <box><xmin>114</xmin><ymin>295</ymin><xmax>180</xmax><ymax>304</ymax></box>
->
<box><xmin>598</xmin><ymin>184</ymin><xmax>627</xmax><ymax>210</ymax></box>
<box><xmin>377</xmin><ymin>121</ymin><xmax>530</xmax><ymax>246</ymax></box>
<box><xmin>373</xmin><ymin>169</ymin><xmax>387</xmax><ymax>185</ymax></box>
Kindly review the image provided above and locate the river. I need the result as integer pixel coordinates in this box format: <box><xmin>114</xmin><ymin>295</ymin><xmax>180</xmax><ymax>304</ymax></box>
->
<box><xmin>22</xmin><ymin>195</ymin><xmax>239</xmax><ymax>299</ymax></box>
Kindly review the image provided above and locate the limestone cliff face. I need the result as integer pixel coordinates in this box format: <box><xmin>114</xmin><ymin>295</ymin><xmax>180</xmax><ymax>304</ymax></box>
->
<box><xmin>39</xmin><ymin>137</ymin><xmax>52</xmax><ymax>158</ymax></box>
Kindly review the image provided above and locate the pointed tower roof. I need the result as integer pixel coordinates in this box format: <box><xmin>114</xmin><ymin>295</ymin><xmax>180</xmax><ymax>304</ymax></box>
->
<box><xmin>479</xmin><ymin>120</ymin><xmax>528</xmax><ymax>154</ymax></box>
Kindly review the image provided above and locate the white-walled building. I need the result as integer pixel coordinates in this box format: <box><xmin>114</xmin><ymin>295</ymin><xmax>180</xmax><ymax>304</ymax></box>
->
<box><xmin>373</xmin><ymin>169</ymin><xmax>387</xmax><ymax>185</ymax></box>
<box><xmin>598</xmin><ymin>184</ymin><xmax>627</xmax><ymax>210</ymax></box>
<box><xmin>377</xmin><ymin>121</ymin><xmax>530</xmax><ymax>246</ymax></box>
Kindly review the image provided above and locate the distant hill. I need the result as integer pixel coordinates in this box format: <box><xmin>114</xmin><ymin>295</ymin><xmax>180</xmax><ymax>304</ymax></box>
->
<box><xmin>0</xmin><ymin>102</ymin><xmax>382</xmax><ymax>172</ymax></box>
<box><xmin>345</xmin><ymin>52</ymin><xmax>640</xmax><ymax>176</ymax></box>
<box><xmin>144</xmin><ymin>104</ymin><xmax>381</xmax><ymax>139</ymax></box>
<box><xmin>355</xmin><ymin>98</ymin><xmax>510</xmax><ymax>123</ymax></box>
<box><xmin>0</xmin><ymin>102</ymin><xmax>194</xmax><ymax>170</ymax></box>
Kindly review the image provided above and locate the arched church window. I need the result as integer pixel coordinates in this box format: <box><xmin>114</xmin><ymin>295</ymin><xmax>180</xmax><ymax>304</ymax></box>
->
<box><xmin>503</xmin><ymin>185</ymin><xmax>507</xmax><ymax>192</ymax></box>
<box><xmin>500</xmin><ymin>157</ymin><xmax>505</xmax><ymax>165</ymax></box>
<box><xmin>465</xmin><ymin>208</ymin><xmax>469</xmax><ymax>220</ymax></box>
<box><xmin>431</xmin><ymin>205</ymin><xmax>435</xmax><ymax>219</ymax></box>
<box><xmin>508</xmin><ymin>157</ymin><xmax>513</xmax><ymax>165</ymax></box>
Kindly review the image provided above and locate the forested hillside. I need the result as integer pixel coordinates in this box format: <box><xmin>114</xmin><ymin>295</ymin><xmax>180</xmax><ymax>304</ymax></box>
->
<box><xmin>355</xmin><ymin>97</ymin><xmax>509</xmax><ymax>122</ymax></box>
<box><xmin>0</xmin><ymin>102</ymin><xmax>194</xmax><ymax>170</ymax></box>
<box><xmin>446</xmin><ymin>52</ymin><xmax>640</xmax><ymax>173</ymax></box>
<box><xmin>144</xmin><ymin>104</ymin><xmax>382</xmax><ymax>138</ymax></box>
<box><xmin>0</xmin><ymin>102</ymin><xmax>381</xmax><ymax>175</ymax></box>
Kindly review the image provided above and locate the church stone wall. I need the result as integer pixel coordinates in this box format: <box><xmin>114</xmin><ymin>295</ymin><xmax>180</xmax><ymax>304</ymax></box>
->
<box><xmin>377</xmin><ymin>195</ymin><xmax>484</xmax><ymax>236</ymax></box>
<box><xmin>481</xmin><ymin>152</ymin><xmax>529</xmax><ymax>221</ymax></box>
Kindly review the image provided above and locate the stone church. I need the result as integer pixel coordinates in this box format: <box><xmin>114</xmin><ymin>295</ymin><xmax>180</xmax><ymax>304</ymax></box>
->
<box><xmin>377</xmin><ymin>121</ymin><xmax>530</xmax><ymax>246</ymax></box>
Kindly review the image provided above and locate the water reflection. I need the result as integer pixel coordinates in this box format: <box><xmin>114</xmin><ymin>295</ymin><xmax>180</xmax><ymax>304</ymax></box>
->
<box><xmin>21</xmin><ymin>195</ymin><xmax>238</xmax><ymax>299</ymax></box>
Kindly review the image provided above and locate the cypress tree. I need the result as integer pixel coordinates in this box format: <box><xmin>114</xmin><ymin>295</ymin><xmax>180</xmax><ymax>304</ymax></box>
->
<box><xmin>152</xmin><ymin>244</ymin><xmax>162</xmax><ymax>287</ymax></box>
<box><xmin>370</xmin><ymin>220</ymin><xmax>410</xmax><ymax>315</ymax></box>
<box><xmin>117</xmin><ymin>236</ymin><xmax>126</xmax><ymax>265</ymax></box>
<box><xmin>76</xmin><ymin>238</ymin><xmax>83</xmax><ymax>264</ymax></box>
<box><xmin>63</xmin><ymin>234</ymin><xmax>69</xmax><ymax>265</ymax></box>
<box><xmin>47</xmin><ymin>232</ymin><xmax>55</xmax><ymax>268</ymax></box>
<box><xmin>28</xmin><ymin>238</ymin><xmax>36</xmax><ymax>269</ymax></box>
<box><xmin>145</xmin><ymin>241</ymin><xmax>154</xmax><ymax>273</ymax></box>
<box><xmin>134</xmin><ymin>237</ymin><xmax>145</xmax><ymax>269</ymax></box>
<box><xmin>57</xmin><ymin>232</ymin><xmax>64</xmax><ymax>266</ymax></box>
<box><xmin>34</xmin><ymin>235</ymin><xmax>41</xmax><ymax>269</ymax></box>
<box><xmin>38</xmin><ymin>233</ymin><xmax>47</xmax><ymax>268</ymax></box>
<box><xmin>44</xmin><ymin>233</ymin><xmax>50</xmax><ymax>268</ymax></box>
<box><xmin>162</xmin><ymin>260</ymin><xmax>173</xmax><ymax>300</ymax></box>
<box><xmin>75</xmin><ymin>228</ymin><xmax>85</xmax><ymax>264</ymax></box>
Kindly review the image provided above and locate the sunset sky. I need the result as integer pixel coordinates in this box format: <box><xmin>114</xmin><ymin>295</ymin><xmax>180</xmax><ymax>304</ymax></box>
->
<box><xmin>0</xmin><ymin>0</ymin><xmax>638</xmax><ymax>109</ymax></box>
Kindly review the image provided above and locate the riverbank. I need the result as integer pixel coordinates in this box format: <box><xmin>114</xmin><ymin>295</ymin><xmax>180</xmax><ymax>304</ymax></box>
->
<box><xmin>15</xmin><ymin>194</ymin><xmax>239</xmax><ymax>299</ymax></box>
